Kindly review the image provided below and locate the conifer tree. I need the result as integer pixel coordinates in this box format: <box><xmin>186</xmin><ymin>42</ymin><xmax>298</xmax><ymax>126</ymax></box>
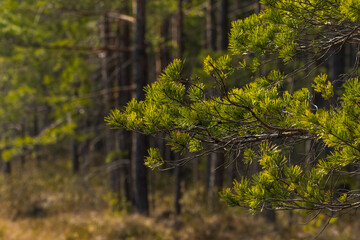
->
<box><xmin>107</xmin><ymin>0</ymin><xmax>360</xmax><ymax>215</ymax></box>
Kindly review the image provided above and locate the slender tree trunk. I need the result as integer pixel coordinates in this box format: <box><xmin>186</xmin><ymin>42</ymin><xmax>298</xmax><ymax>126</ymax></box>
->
<box><xmin>218</xmin><ymin>0</ymin><xmax>228</xmax><ymax>50</ymax></box>
<box><xmin>72</xmin><ymin>137</ymin><xmax>79</xmax><ymax>174</ymax></box>
<box><xmin>156</xmin><ymin>17</ymin><xmax>171</xmax><ymax>77</ymax></box>
<box><xmin>100</xmin><ymin>13</ymin><xmax>121</xmax><ymax>194</ymax></box>
<box><xmin>132</xmin><ymin>0</ymin><xmax>149</xmax><ymax>215</ymax></box>
<box><xmin>206</xmin><ymin>0</ymin><xmax>216</xmax><ymax>50</ymax></box>
<box><xmin>80</xmin><ymin>136</ymin><xmax>90</xmax><ymax>172</ymax></box>
<box><xmin>101</xmin><ymin>13</ymin><xmax>111</xmax><ymax>109</ymax></box>
<box><xmin>205</xmin><ymin>156</ymin><xmax>211</xmax><ymax>197</ymax></box>
<box><xmin>175</xmin><ymin>0</ymin><xmax>184</xmax><ymax>59</ymax></box>
<box><xmin>206</xmin><ymin>0</ymin><xmax>229</xmax><ymax>210</ymax></box>
<box><xmin>33</xmin><ymin>111</ymin><xmax>41</xmax><ymax>168</ymax></box>
<box><xmin>117</xmin><ymin>7</ymin><xmax>133</xmax><ymax>203</ymax></box>
<box><xmin>209</xmin><ymin>151</ymin><xmax>225</xmax><ymax>210</ymax></box>
<box><xmin>20</xmin><ymin>122</ymin><xmax>26</xmax><ymax>167</ymax></box>
<box><xmin>330</xmin><ymin>46</ymin><xmax>345</xmax><ymax>105</ymax></box>
<box><xmin>255</xmin><ymin>0</ymin><xmax>262</xmax><ymax>14</ymax></box>
<box><xmin>205</xmin><ymin>0</ymin><xmax>218</xmax><ymax>206</ymax></box>
<box><xmin>256</xmin><ymin>0</ymin><xmax>276</xmax><ymax>223</ymax></box>
<box><xmin>70</xmin><ymin>86</ymin><xmax>80</xmax><ymax>174</ymax></box>
<box><xmin>155</xmin><ymin>13</ymin><xmax>172</xmax><ymax>211</ymax></box>
<box><xmin>172</xmin><ymin>0</ymin><xmax>184</xmax><ymax>215</ymax></box>
<box><xmin>3</xmin><ymin>161</ymin><xmax>11</xmax><ymax>175</ymax></box>
<box><xmin>226</xmin><ymin>152</ymin><xmax>237</xmax><ymax>187</ymax></box>
<box><xmin>234</xmin><ymin>0</ymin><xmax>241</xmax><ymax>19</ymax></box>
<box><xmin>193</xmin><ymin>158</ymin><xmax>200</xmax><ymax>188</ymax></box>
<box><xmin>174</xmin><ymin>154</ymin><xmax>182</xmax><ymax>215</ymax></box>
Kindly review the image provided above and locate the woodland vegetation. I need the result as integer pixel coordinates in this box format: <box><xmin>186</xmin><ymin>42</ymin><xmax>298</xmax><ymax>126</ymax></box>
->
<box><xmin>0</xmin><ymin>0</ymin><xmax>359</xmax><ymax>239</ymax></box>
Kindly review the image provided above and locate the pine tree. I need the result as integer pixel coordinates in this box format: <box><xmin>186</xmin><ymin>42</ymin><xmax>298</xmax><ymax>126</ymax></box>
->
<box><xmin>107</xmin><ymin>0</ymin><xmax>360</xmax><ymax>215</ymax></box>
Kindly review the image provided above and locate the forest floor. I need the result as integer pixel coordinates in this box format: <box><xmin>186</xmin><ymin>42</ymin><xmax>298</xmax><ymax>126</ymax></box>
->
<box><xmin>0</xmin><ymin>208</ymin><xmax>358</xmax><ymax>240</ymax></box>
<box><xmin>0</xmin><ymin>160</ymin><xmax>358</xmax><ymax>240</ymax></box>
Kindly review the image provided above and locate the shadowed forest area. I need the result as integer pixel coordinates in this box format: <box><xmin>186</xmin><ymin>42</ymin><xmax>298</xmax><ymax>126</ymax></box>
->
<box><xmin>0</xmin><ymin>0</ymin><xmax>360</xmax><ymax>239</ymax></box>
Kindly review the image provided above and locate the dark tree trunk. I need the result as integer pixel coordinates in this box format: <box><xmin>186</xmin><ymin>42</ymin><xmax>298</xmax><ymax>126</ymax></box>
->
<box><xmin>173</xmin><ymin>0</ymin><xmax>184</xmax><ymax>215</ymax></box>
<box><xmin>209</xmin><ymin>151</ymin><xmax>225</xmax><ymax>210</ymax></box>
<box><xmin>155</xmin><ymin>14</ymin><xmax>171</xmax><ymax>208</ymax></box>
<box><xmin>80</xmin><ymin>136</ymin><xmax>90</xmax><ymax>172</ymax></box>
<box><xmin>255</xmin><ymin>1</ymin><xmax>262</xmax><ymax>14</ymax></box>
<box><xmin>218</xmin><ymin>0</ymin><xmax>228</xmax><ymax>50</ymax></box>
<box><xmin>3</xmin><ymin>161</ymin><xmax>11</xmax><ymax>175</ymax></box>
<box><xmin>263</xmin><ymin>208</ymin><xmax>276</xmax><ymax>223</ymax></box>
<box><xmin>234</xmin><ymin>0</ymin><xmax>240</xmax><ymax>18</ymax></box>
<box><xmin>226</xmin><ymin>153</ymin><xmax>237</xmax><ymax>187</ymax></box>
<box><xmin>210</xmin><ymin>152</ymin><xmax>225</xmax><ymax>189</ymax></box>
<box><xmin>132</xmin><ymin>0</ymin><xmax>149</xmax><ymax>215</ymax></box>
<box><xmin>156</xmin><ymin>17</ymin><xmax>171</xmax><ymax>77</ymax></box>
<box><xmin>100</xmin><ymin>13</ymin><xmax>121</xmax><ymax>194</ymax></box>
<box><xmin>117</xmin><ymin>9</ymin><xmax>133</xmax><ymax>203</ymax></box>
<box><xmin>72</xmin><ymin>136</ymin><xmax>80</xmax><ymax>174</ymax></box>
<box><xmin>132</xmin><ymin>133</ymin><xmax>149</xmax><ymax>214</ymax></box>
<box><xmin>206</xmin><ymin>0</ymin><xmax>216</xmax><ymax>50</ymax></box>
<box><xmin>176</xmin><ymin>0</ymin><xmax>184</xmax><ymax>59</ymax></box>
<box><xmin>330</xmin><ymin>46</ymin><xmax>345</xmax><ymax>105</ymax></box>
<box><xmin>20</xmin><ymin>122</ymin><xmax>26</xmax><ymax>167</ymax></box>
<box><xmin>205</xmin><ymin>156</ymin><xmax>211</xmax><ymax>196</ymax></box>
<box><xmin>174</xmin><ymin>154</ymin><xmax>182</xmax><ymax>215</ymax></box>
<box><xmin>100</xmin><ymin>13</ymin><xmax>111</xmax><ymax>109</ymax></box>
<box><xmin>33</xmin><ymin>111</ymin><xmax>41</xmax><ymax>168</ymax></box>
<box><xmin>206</xmin><ymin>0</ymin><xmax>229</xmax><ymax>207</ymax></box>
<box><xmin>205</xmin><ymin>0</ymin><xmax>217</xmax><ymax>205</ymax></box>
<box><xmin>71</xmin><ymin>85</ymin><xmax>81</xmax><ymax>174</ymax></box>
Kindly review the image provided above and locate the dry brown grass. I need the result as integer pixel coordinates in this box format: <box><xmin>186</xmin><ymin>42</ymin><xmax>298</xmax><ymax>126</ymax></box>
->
<box><xmin>0</xmin><ymin>160</ymin><xmax>359</xmax><ymax>240</ymax></box>
<box><xmin>0</xmin><ymin>208</ymin><xmax>358</xmax><ymax>240</ymax></box>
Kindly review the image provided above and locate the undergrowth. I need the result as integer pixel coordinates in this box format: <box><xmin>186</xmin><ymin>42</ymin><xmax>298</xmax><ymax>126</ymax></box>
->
<box><xmin>0</xmin><ymin>158</ymin><xmax>358</xmax><ymax>240</ymax></box>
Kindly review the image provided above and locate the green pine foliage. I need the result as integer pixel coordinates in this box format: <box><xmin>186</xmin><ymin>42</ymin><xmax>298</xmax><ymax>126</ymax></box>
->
<box><xmin>108</xmin><ymin>0</ymin><xmax>360</xmax><ymax>214</ymax></box>
<box><xmin>106</xmin><ymin>0</ymin><xmax>360</xmax><ymax>214</ymax></box>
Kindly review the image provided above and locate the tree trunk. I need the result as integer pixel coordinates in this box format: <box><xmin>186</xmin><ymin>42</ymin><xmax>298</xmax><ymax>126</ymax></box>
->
<box><xmin>226</xmin><ymin>153</ymin><xmax>237</xmax><ymax>187</ymax></box>
<box><xmin>255</xmin><ymin>0</ymin><xmax>262</xmax><ymax>14</ymax></box>
<box><xmin>132</xmin><ymin>0</ymin><xmax>149</xmax><ymax>215</ymax></box>
<box><xmin>33</xmin><ymin>111</ymin><xmax>41</xmax><ymax>168</ymax></box>
<box><xmin>330</xmin><ymin>46</ymin><xmax>345</xmax><ymax>105</ymax></box>
<box><xmin>100</xmin><ymin>12</ymin><xmax>121</xmax><ymax>194</ymax></box>
<box><xmin>205</xmin><ymin>0</ymin><xmax>218</xmax><ymax>207</ymax></box>
<box><xmin>175</xmin><ymin>0</ymin><xmax>184</xmax><ymax>59</ymax></box>
<box><xmin>72</xmin><ymin>137</ymin><xmax>80</xmax><ymax>174</ymax></box>
<box><xmin>218</xmin><ymin>0</ymin><xmax>228</xmax><ymax>50</ymax></box>
<box><xmin>234</xmin><ymin>0</ymin><xmax>241</xmax><ymax>19</ymax></box>
<box><xmin>3</xmin><ymin>161</ymin><xmax>11</xmax><ymax>175</ymax></box>
<box><xmin>116</xmin><ymin>6</ymin><xmax>133</xmax><ymax>203</ymax></box>
<box><xmin>174</xmin><ymin>154</ymin><xmax>182</xmax><ymax>215</ymax></box>
<box><xmin>20</xmin><ymin>122</ymin><xmax>26</xmax><ymax>167</ymax></box>
<box><xmin>206</xmin><ymin>0</ymin><xmax>216</xmax><ymax>50</ymax></box>
<box><xmin>173</xmin><ymin>0</ymin><xmax>184</xmax><ymax>216</ymax></box>
<box><xmin>156</xmin><ymin>17</ymin><xmax>171</xmax><ymax>77</ymax></box>
<box><xmin>208</xmin><ymin>151</ymin><xmax>225</xmax><ymax>211</ymax></box>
